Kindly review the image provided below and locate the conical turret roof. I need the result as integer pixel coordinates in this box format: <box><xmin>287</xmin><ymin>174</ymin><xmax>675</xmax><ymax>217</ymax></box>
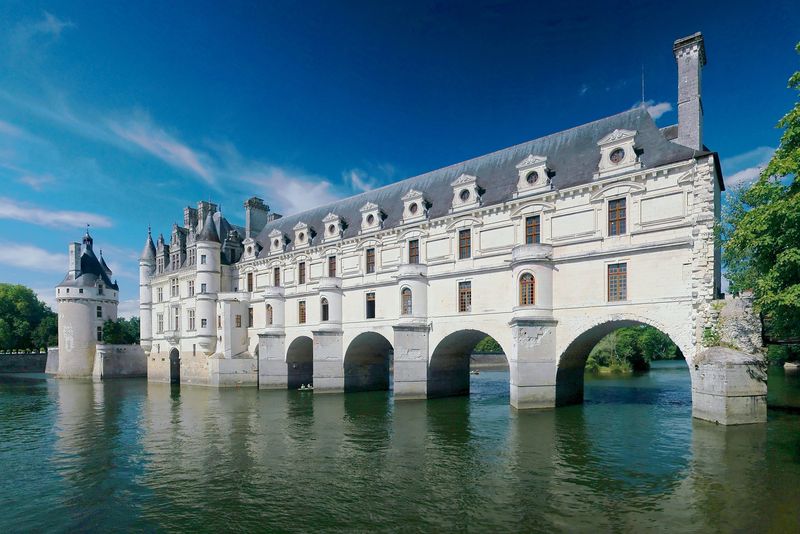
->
<box><xmin>140</xmin><ymin>227</ymin><xmax>156</xmax><ymax>262</ymax></box>
<box><xmin>197</xmin><ymin>212</ymin><xmax>220</xmax><ymax>243</ymax></box>
<box><xmin>99</xmin><ymin>250</ymin><xmax>113</xmax><ymax>276</ymax></box>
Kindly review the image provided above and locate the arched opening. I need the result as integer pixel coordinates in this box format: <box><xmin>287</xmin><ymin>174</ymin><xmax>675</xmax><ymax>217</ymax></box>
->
<box><xmin>265</xmin><ymin>304</ymin><xmax>273</xmax><ymax>325</ymax></box>
<box><xmin>286</xmin><ymin>336</ymin><xmax>313</xmax><ymax>390</ymax></box>
<box><xmin>169</xmin><ymin>348</ymin><xmax>180</xmax><ymax>384</ymax></box>
<box><xmin>320</xmin><ymin>297</ymin><xmax>329</xmax><ymax>322</ymax></box>
<box><xmin>400</xmin><ymin>287</ymin><xmax>412</xmax><ymax>316</ymax></box>
<box><xmin>556</xmin><ymin>320</ymin><xmax>686</xmax><ymax>407</ymax></box>
<box><xmin>428</xmin><ymin>330</ymin><xmax>509</xmax><ymax>399</ymax></box>
<box><xmin>344</xmin><ymin>332</ymin><xmax>393</xmax><ymax>393</ymax></box>
<box><xmin>519</xmin><ymin>272</ymin><xmax>535</xmax><ymax>305</ymax></box>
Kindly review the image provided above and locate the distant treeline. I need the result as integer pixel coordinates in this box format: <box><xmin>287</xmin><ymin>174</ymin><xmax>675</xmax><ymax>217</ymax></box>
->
<box><xmin>586</xmin><ymin>325</ymin><xmax>680</xmax><ymax>374</ymax></box>
<box><xmin>0</xmin><ymin>284</ymin><xmax>57</xmax><ymax>351</ymax></box>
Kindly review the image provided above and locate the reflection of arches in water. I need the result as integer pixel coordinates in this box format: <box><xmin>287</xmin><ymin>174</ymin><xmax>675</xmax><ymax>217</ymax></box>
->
<box><xmin>344</xmin><ymin>332</ymin><xmax>393</xmax><ymax>393</ymax></box>
<box><xmin>169</xmin><ymin>348</ymin><xmax>180</xmax><ymax>384</ymax></box>
<box><xmin>556</xmin><ymin>319</ymin><xmax>687</xmax><ymax>407</ymax></box>
<box><xmin>286</xmin><ymin>336</ymin><xmax>313</xmax><ymax>389</ymax></box>
<box><xmin>428</xmin><ymin>330</ymin><xmax>509</xmax><ymax>399</ymax></box>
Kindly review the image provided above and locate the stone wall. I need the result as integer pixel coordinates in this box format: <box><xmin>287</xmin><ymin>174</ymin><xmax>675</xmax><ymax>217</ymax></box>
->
<box><xmin>0</xmin><ymin>352</ymin><xmax>48</xmax><ymax>373</ymax></box>
<box><xmin>710</xmin><ymin>295</ymin><xmax>763</xmax><ymax>355</ymax></box>
<box><xmin>93</xmin><ymin>344</ymin><xmax>147</xmax><ymax>380</ymax></box>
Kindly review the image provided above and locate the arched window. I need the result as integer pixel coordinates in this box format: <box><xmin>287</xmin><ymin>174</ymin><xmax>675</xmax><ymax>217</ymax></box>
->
<box><xmin>519</xmin><ymin>273</ymin><xmax>535</xmax><ymax>306</ymax></box>
<box><xmin>266</xmin><ymin>304</ymin><xmax>273</xmax><ymax>325</ymax></box>
<box><xmin>401</xmin><ymin>287</ymin><xmax>413</xmax><ymax>316</ymax></box>
<box><xmin>321</xmin><ymin>297</ymin><xmax>329</xmax><ymax>322</ymax></box>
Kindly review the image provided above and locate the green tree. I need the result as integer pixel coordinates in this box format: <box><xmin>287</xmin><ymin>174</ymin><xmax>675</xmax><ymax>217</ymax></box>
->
<box><xmin>585</xmin><ymin>326</ymin><xmax>679</xmax><ymax>374</ymax></box>
<box><xmin>101</xmin><ymin>317</ymin><xmax>140</xmax><ymax>344</ymax></box>
<box><xmin>0</xmin><ymin>283</ymin><xmax>58</xmax><ymax>350</ymax></box>
<box><xmin>722</xmin><ymin>42</ymin><xmax>800</xmax><ymax>343</ymax></box>
<box><xmin>474</xmin><ymin>336</ymin><xmax>502</xmax><ymax>353</ymax></box>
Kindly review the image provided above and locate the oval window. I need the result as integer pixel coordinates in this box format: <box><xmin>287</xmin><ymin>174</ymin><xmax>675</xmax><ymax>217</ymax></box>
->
<box><xmin>298</xmin><ymin>232</ymin><xmax>305</xmax><ymax>242</ymax></box>
<box><xmin>409</xmin><ymin>202</ymin><xmax>418</xmax><ymax>214</ymax></box>
<box><xmin>328</xmin><ymin>224</ymin><xmax>336</xmax><ymax>234</ymax></box>
<box><xmin>526</xmin><ymin>171</ymin><xmax>538</xmax><ymax>184</ymax></box>
<box><xmin>460</xmin><ymin>189</ymin><xmax>470</xmax><ymax>202</ymax></box>
<box><xmin>610</xmin><ymin>148</ymin><xmax>625</xmax><ymax>164</ymax></box>
<box><xmin>366</xmin><ymin>214</ymin><xmax>375</xmax><ymax>224</ymax></box>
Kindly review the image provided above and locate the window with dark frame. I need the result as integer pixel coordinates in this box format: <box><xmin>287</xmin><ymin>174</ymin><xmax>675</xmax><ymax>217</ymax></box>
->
<box><xmin>97</xmin><ymin>326</ymin><xmax>102</xmax><ymax>342</ymax></box>
<box><xmin>608</xmin><ymin>263</ymin><xmax>628</xmax><ymax>301</ymax></box>
<box><xmin>408</xmin><ymin>239</ymin><xmax>419</xmax><ymax>264</ymax></box>
<box><xmin>525</xmin><ymin>215</ymin><xmax>541</xmax><ymax>244</ymax></box>
<box><xmin>96</xmin><ymin>305</ymin><xmax>102</xmax><ymax>318</ymax></box>
<box><xmin>401</xmin><ymin>288</ymin><xmax>412</xmax><ymax>315</ymax></box>
<box><xmin>273</xmin><ymin>267</ymin><xmax>281</xmax><ymax>287</ymax></box>
<box><xmin>458</xmin><ymin>229</ymin><xmax>471</xmax><ymax>259</ymax></box>
<box><xmin>248</xmin><ymin>307</ymin><xmax>253</xmax><ymax>328</ymax></box>
<box><xmin>608</xmin><ymin>198</ymin><xmax>627</xmax><ymax>236</ymax></box>
<box><xmin>247</xmin><ymin>272</ymin><xmax>253</xmax><ymax>292</ymax></box>
<box><xmin>458</xmin><ymin>281</ymin><xmax>472</xmax><ymax>312</ymax></box>
<box><xmin>299</xmin><ymin>301</ymin><xmax>306</xmax><ymax>324</ymax></box>
<box><xmin>321</xmin><ymin>298</ymin><xmax>329</xmax><ymax>322</ymax></box>
<box><xmin>366</xmin><ymin>248</ymin><xmax>375</xmax><ymax>273</ymax></box>
<box><xmin>328</xmin><ymin>256</ymin><xmax>336</xmax><ymax>277</ymax></box>
<box><xmin>298</xmin><ymin>261</ymin><xmax>306</xmax><ymax>284</ymax></box>
<box><xmin>519</xmin><ymin>273</ymin><xmax>535</xmax><ymax>305</ymax></box>
<box><xmin>235</xmin><ymin>314</ymin><xmax>242</xmax><ymax>328</ymax></box>
<box><xmin>266</xmin><ymin>304</ymin><xmax>273</xmax><ymax>325</ymax></box>
<box><xmin>366</xmin><ymin>292</ymin><xmax>376</xmax><ymax>319</ymax></box>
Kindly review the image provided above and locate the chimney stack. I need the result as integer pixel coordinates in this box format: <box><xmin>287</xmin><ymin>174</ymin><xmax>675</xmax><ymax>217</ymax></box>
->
<box><xmin>673</xmin><ymin>32</ymin><xmax>706</xmax><ymax>151</ymax></box>
<box><xmin>244</xmin><ymin>197</ymin><xmax>270</xmax><ymax>238</ymax></box>
<box><xmin>68</xmin><ymin>242</ymin><xmax>81</xmax><ymax>278</ymax></box>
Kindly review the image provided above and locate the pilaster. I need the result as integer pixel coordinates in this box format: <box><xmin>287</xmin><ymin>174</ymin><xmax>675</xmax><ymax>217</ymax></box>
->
<box><xmin>312</xmin><ymin>329</ymin><xmax>344</xmax><ymax>393</ymax></box>
<box><xmin>392</xmin><ymin>323</ymin><xmax>430</xmax><ymax>400</ymax></box>
<box><xmin>258</xmin><ymin>330</ymin><xmax>286</xmax><ymax>389</ymax></box>
<box><xmin>509</xmin><ymin>318</ymin><xmax>558</xmax><ymax>409</ymax></box>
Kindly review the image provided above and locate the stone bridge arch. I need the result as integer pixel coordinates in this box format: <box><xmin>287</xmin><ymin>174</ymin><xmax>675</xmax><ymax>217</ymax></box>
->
<box><xmin>555</xmin><ymin>313</ymin><xmax>693</xmax><ymax>407</ymax></box>
<box><xmin>285</xmin><ymin>334</ymin><xmax>313</xmax><ymax>389</ymax></box>
<box><xmin>343</xmin><ymin>331</ymin><xmax>394</xmax><ymax>393</ymax></box>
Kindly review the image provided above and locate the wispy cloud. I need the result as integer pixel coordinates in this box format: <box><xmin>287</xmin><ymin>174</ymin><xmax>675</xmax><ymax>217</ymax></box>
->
<box><xmin>17</xmin><ymin>174</ymin><xmax>55</xmax><ymax>191</ymax></box>
<box><xmin>722</xmin><ymin>146</ymin><xmax>775</xmax><ymax>188</ymax></box>
<box><xmin>0</xmin><ymin>241</ymin><xmax>67</xmax><ymax>273</ymax></box>
<box><xmin>108</xmin><ymin>113</ymin><xmax>216</xmax><ymax>186</ymax></box>
<box><xmin>0</xmin><ymin>197</ymin><xmax>113</xmax><ymax>229</ymax></box>
<box><xmin>237</xmin><ymin>164</ymin><xmax>340</xmax><ymax>214</ymax></box>
<box><xmin>7</xmin><ymin>11</ymin><xmax>75</xmax><ymax>64</ymax></box>
<box><xmin>118</xmin><ymin>299</ymin><xmax>139</xmax><ymax>319</ymax></box>
<box><xmin>631</xmin><ymin>100</ymin><xmax>673</xmax><ymax>120</ymax></box>
<box><xmin>344</xmin><ymin>168</ymin><xmax>378</xmax><ymax>192</ymax></box>
<box><xmin>578</xmin><ymin>83</ymin><xmax>589</xmax><ymax>96</ymax></box>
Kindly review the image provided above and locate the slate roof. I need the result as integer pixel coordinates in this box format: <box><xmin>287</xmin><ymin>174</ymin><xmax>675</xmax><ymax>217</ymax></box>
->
<box><xmin>255</xmin><ymin>107</ymin><xmax>705</xmax><ymax>257</ymax></box>
<box><xmin>59</xmin><ymin>240</ymin><xmax>119</xmax><ymax>290</ymax></box>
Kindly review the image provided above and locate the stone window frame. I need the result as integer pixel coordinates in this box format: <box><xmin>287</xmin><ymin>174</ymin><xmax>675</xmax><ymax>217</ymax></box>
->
<box><xmin>188</xmin><ymin>308</ymin><xmax>196</xmax><ymax>331</ymax></box>
<box><xmin>298</xmin><ymin>261</ymin><xmax>307</xmax><ymax>285</ymax></box>
<box><xmin>525</xmin><ymin>215</ymin><xmax>541</xmax><ymax>244</ymax></box>
<box><xmin>400</xmin><ymin>287</ymin><xmax>413</xmax><ymax>316</ymax></box>
<box><xmin>298</xmin><ymin>300</ymin><xmax>307</xmax><ymax>324</ymax></box>
<box><xmin>519</xmin><ymin>272</ymin><xmax>536</xmax><ymax>306</ymax></box>
<box><xmin>608</xmin><ymin>197</ymin><xmax>627</xmax><ymax>237</ymax></box>
<box><xmin>321</xmin><ymin>297</ymin><xmax>329</xmax><ymax>322</ymax></box>
<box><xmin>248</xmin><ymin>307</ymin><xmax>254</xmax><ymax>328</ymax></box>
<box><xmin>607</xmin><ymin>261</ymin><xmax>628</xmax><ymax>302</ymax></box>
<box><xmin>458</xmin><ymin>229</ymin><xmax>472</xmax><ymax>259</ymax></box>
<box><xmin>457</xmin><ymin>279</ymin><xmax>472</xmax><ymax>313</ymax></box>
<box><xmin>266</xmin><ymin>304</ymin><xmax>273</xmax><ymax>325</ymax></box>
<box><xmin>408</xmin><ymin>239</ymin><xmax>420</xmax><ymax>264</ymax></box>
<box><xmin>365</xmin><ymin>291</ymin><xmax>376</xmax><ymax>319</ymax></box>
<box><xmin>365</xmin><ymin>248</ymin><xmax>376</xmax><ymax>274</ymax></box>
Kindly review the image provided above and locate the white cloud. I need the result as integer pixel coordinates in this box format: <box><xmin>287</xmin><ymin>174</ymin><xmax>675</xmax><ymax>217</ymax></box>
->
<box><xmin>0</xmin><ymin>241</ymin><xmax>67</xmax><ymax>273</ymax></box>
<box><xmin>108</xmin><ymin>114</ymin><xmax>216</xmax><ymax>185</ymax></box>
<box><xmin>30</xmin><ymin>12</ymin><xmax>74</xmax><ymax>39</ymax></box>
<box><xmin>17</xmin><ymin>174</ymin><xmax>55</xmax><ymax>191</ymax></box>
<box><xmin>238</xmin><ymin>165</ymin><xmax>340</xmax><ymax>215</ymax></box>
<box><xmin>0</xmin><ymin>197</ymin><xmax>113</xmax><ymax>229</ymax></box>
<box><xmin>344</xmin><ymin>168</ymin><xmax>377</xmax><ymax>192</ymax></box>
<box><xmin>722</xmin><ymin>146</ymin><xmax>775</xmax><ymax>188</ymax></box>
<box><xmin>0</xmin><ymin>119</ymin><xmax>28</xmax><ymax>139</ymax></box>
<box><xmin>117</xmin><ymin>299</ymin><xmax>139</xmax><ymax>319</ymax></box>
<box><xmin>32</xmin><ymin>287</ymin><xmax>57</xmax><ymax>310</ymax></box>
<box><xmin>645</xmin><ymin>101</ymin><xmax>672</xmax><ymax>120</ymax></box>
<box><xmin>579</xmin><ymin>84</ymin><xmax>589</xmax><ymax>96</ymax></box>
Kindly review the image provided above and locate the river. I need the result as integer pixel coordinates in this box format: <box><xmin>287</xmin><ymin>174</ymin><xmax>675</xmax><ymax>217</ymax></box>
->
<box><xmin>0</xmin><ymin>361</ymin><xmax>798</xmax><ymax>532</ymax></box>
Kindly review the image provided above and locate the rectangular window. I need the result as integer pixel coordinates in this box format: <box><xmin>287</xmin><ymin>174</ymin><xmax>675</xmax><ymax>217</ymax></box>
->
<box><xmin>201</xmin><ymin>318</ymin><xmax>207</xmax><ymax>328</ymax></box>
<box><xmin>298</xmin><ymin>301</ymin><xmax>306</xmax><ymax>324</ymax></box>
<box><xmin>200</xmin><ymin>254</ymin><xmax>207</xmax><ymax>265</ymax></box>
<box><xmin>525</xmin><ymin>215</ymin><xmax>541</xmax><ymax>244</ymax></box>
<box><xmin>157</xmin><ymin>258</ymin><xmax>164</xmax><ymax>274</ymax></box>
<box><xmin>328</xmin><ymin>256</ymin><xmax>336</xmax><ymax>277</ymax></box>
<box><xmin>157</xmin><ymin>314</ymin><xmax>164</xmax><ymax>334</ymax></box>
<box><xmin>458</xmin><ymin>281</ymin><xmax>472</xmax><ymax>312</ymax></box>
<box><xmin>248</xmin><ymin>307</ymin><xmax>254</xmax><ymax>328</ymax></box>
<box><xmin>174</xmin><ymin>308</ymin><xmax>179</xmax><ymax>331</ymax></box>
<box><xmin>171</xmin><ymin>278</ymin><xmax>179</xmax><ymax>298</ymax></box>
<box><xmin>273</xmin><ymin>267</ymin><xmax>281</xmax><ymax>287</ymax></box>
<box><xmin>157</xmin><ymin>287</ymin><xmax>163</xmax><ymax>302</ymax></box>
<box><xmin>96</xmin><ymin>305</ymin><xmax>102</xmax><ymax>319</ymax></box>
<box><xmin>366</xmin><ymin>248</ymin><xmax>375</xmax><ymax>274</ymax></box>
<box><xmin>235</xmin><ymin>315</ymin><xmax>242</xmax><ymax>328</ymax></box>
<box><xmin>188</xmin><ymin>280</ymin><xmax>195</xmax><ymax>297</ymax></box>
<box><xmin>458</xmin><ymin>229</ymin><xmax>471</xmax><ymax>259</ymax></box>
<box><xmin>366</xmin><ymin>292</ymin><xmax>376</xmax><ymax>319</ymax></box>
<box><xmin>608</xmin><ymin>263</ymin><xmax>628</xmax><ymax>301</ymax></box>
<box><xmin>188</xmin><ymin>248</ymin><xmax>195</xmax><ymax>266</ymax></box>
<box><xmin>247</xmin><ymin>272</ymin><xmax>254</xmax><ymax>292</ymax></box>
<box><xmin>200</xmin><ymin>283</ymin><xmax>207</xmax><ymax>293</ymax></box>
<box><xmin>408</xmin><ymin>239</ymin><xmax>419</xmax><ymax>264</ymax></box>
<box><xmin>608</xmin><ymin>198</ymin><xmax>627</xmax><ymax>236</ymax></box>
<box><xmin>298</xmin><ymin>262</ymin><xmax>306</xmax><ymax>284</ymax></box>
<box><xmin>218</xmin><ymin>315</ymin><xmax>221</xmax><ymax>328</ymax></box>
<box><xmin>97</xmin><ymin>326</ymin><xmax>102</xmax><ymax>342</ymax></box>
<box><xmin>188</xmin><ymin>309</ymin><xmax>195</xmax><ymax>331</ymax></box>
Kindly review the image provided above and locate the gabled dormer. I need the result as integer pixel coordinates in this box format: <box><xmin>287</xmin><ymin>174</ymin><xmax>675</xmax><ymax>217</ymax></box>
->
<box><xmin>322</xmin><ymin>212</ymin><xmax>344</xmax><ymax>242</ymax></box>
<box><xmin>240</xmin><ymin>237</ymin><xmax>261</xmax><ymax>262</ymax></box>
<box><xmin>268</xmin><ymin>228</ymin><xmax>286</xmax><ymax>254</ymax></box>
<box><xmin>515</xmin><ymin>154</ymin><xmax>553</xmax><ymax>197</ymax></box>
<box><xmin>450</xmin><ymin>174</ymin><xmax>482</xmax><ymax>212</ymax></box>
<box><xmin>293</xmin><ymin>221</ymin><xmax>312</xmax><ymax>249</ymax></box>
<box><xmin>401</xmin><ymin>189</ymin><xmax>427</xmax><ymax>224</ymax></box>
<box><xmin>596</xmin><ymin>129</ymin><xmax>642</xmax><ymax>178</ymax></box>
<box><xmin>360</xmin><ymin>202</ymin><xmax>384</xmax><ymax>233</ymax></box>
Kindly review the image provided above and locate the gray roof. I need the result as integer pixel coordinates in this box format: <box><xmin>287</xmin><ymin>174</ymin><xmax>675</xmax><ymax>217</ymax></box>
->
<box><xmin>198</xmin><ymin>212</ymin><xmax>220</xmax><ymax>243</ymax></box>
<box><xmin>255</xmin><ymin>108</ymin><xmax>703</xmax><ymax>256</ymax></box>
<box><xmin>59</xmin><ymin>241</ymin><xmax>119</xmax><ymax>290</ymax></box>
<box><xmin>140</xmin><ymin>231</ymin><xmax>156</xmax><ymax>262</ymax></box>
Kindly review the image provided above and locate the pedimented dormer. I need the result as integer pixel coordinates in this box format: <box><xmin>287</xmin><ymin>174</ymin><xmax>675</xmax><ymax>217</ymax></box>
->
<box><xmin>450</xmin><ymin>174</ymin><xmax>482</xmax><ymax>212</ymax></box>
<box><xmin>268</xmin><ymin>228</ymin><xmax>286</xmax><ymax>254</ymax></box>
<box><xmin>515</xmin><ymin>154</ymin><xmax>552</xmax><ymax>197</ymax></box>
<box><xmin>596</xmin><ymin>129</ymin><xmax>642</xmax><ymax>178</ymax></box>
<box><xmin>240</xmin><ymin>236</ymin><xmax>261</xmax><ymax>261</ymax></box>
<box><xmin>401</xmin><ymin>189</ymin><xmax>427</xmax><ymax>224</ymax></box>
<box><xmin>293</xmin><ymin>221</ymin><xmax>312</xmax><ymax>249</ymax></box>
<box><xmin>360</xmin><ymin>202</ymin><xmax>384</xmax><ymax>233</ymax></box>
<box><xmin>322</xmin><ymin>212</ymin><xmax>344</xmax><ymax>241</ymax></box>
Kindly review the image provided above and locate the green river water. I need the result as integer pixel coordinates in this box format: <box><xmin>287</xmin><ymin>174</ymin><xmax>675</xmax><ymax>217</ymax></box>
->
<box><xmin>0</xmin><ymin>361</ymin><xmax>798</xmax><ymax>533</ymax></box>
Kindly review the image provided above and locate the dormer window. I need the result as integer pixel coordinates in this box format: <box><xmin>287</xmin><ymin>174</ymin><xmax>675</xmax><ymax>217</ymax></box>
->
<box><xmin>596</xmin><ymin>129</ymin><xmax>641</xmax><ymax>178</ymax></box>
<box><xmin>268</xmin><ymin>229</ymin><xmax>286</xmax><ymax>254</ymax></box>
<box><xmin>402</xmin><ymin>189</ymin><xmax>428</xmax><ymax>224</ymax></box>
<box><xmin>322</xmin><ymin>213</ymin><xmax>343</xmax><ymax>241</ymax></box>
<box><xmin>450</xmin><ymin>174</ymin><xmax>481</xmax><ymax>212</ymax></box>
<box><xmin>293</xmin><ymin>221</ymin><xmax>311</xmax><ymax>249</ymax></box>
<box><xmin>526</xmin><ymin>171</ymin><xmax>538</xmax><ymax>184</ymax></box>
<box><xmin>515</xmin><ymin>155</ymin><xmax>552</xmax><ymax>197</ymax></box>
<box><xmin>360</xmin><ymin>202</ymin><xmax>383</xmax><ymax>233</ymax></box>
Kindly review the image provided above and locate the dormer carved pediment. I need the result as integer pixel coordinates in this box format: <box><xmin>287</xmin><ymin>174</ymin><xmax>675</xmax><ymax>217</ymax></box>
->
<box><xmin>451</xmin><ymin>174</ymin><xmax>482</xmax><ymax>212</ymax></box>
<box><xmin>268</xmin><ymin>229</ymin><xmax>286</xmax><ymax>254</ymax></box>
<box><xmin>515</xmin><ymin>154</ymin><xmax>547</xmax><ymax>169</ymax></box>
<box><xmin>450</xmin><ymin>173</ymin><xmax>478</xmax><ymax>187</ymax></box>
<box><xmin>323</xmin><ymin>213</ymin><xmax>344</xmax><ymax>241</ymax></box>
<box><xmin>598</xmin><ymin>129</ymin><xmax>637</xmax><ymax>145</ymax></box>
<box><xmin>293</xmin><ymin>221</ymin><xmax>312</xmax><ymax>248</ymax></box>
<box><xmin>515</xmin><ymin>154</ymin><xmax>552</xmax><ymax>197</ymax></box>
<box><xmin>402</xmin><ymin>189</ymin><xmax>424</xmax><ymax>201</ymax></box>
<box><xmin>401</xmin><ymin>189</ymin><xmax>428</xmax><ymax>223</ymax></box>
<box><xmin>360</xmin><ymin>202</ymin><xmax>384</xmax><ymax>233</ymax></box>
<box><xmin>596</xmin><ymin>129</ymin><xmax>641</xmax><ymax>178</ymax></box>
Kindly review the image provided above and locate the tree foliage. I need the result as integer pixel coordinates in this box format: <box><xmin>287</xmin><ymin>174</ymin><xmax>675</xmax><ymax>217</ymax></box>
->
<box><xmin>586</xmin><ymin>325</ymin><xmax>679</xmax><ymax>374</ymax></box>
<box><xmin>0</xmin><ymin>283</ymin><xmax>58</xmax><ymax>350</ymax></box>
<box><xmin>101</xmin><ymin>317</ymin><xmax>140</xmax><ymax>345</ymax></box>
<box><xmin>722</xmin><ymin>42</ymin><xmax>800</xmax><ymax>341</ymax></box>
<box><xmin>474</xmin><ymin>336</ymin><xmax>503</xmax><ymax>353</ymax></box>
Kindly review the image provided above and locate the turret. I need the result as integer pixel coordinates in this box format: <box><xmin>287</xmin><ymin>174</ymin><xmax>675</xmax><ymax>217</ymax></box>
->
<box><xmin>139</xmin><ymin>227</ymin><xmax>156</xmax><ymax>352</ymax></box>
<box><xmin>195</xmin><ymin>211</ymin><xmax>221</xmax><ymax>354</ymax></box>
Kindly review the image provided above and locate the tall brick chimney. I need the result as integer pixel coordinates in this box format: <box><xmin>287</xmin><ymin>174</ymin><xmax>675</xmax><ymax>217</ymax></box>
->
<box><xmin>673</xmin><ymin>32</ymin><xmax>706</xmax><ymax>151</ymax></box>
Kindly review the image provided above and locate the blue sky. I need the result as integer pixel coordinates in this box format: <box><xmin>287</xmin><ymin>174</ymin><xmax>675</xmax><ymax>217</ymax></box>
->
<box><xmin>0</xmin><ymin>0</ymin><xmax>798</xmax><ymax>315</ymax></box>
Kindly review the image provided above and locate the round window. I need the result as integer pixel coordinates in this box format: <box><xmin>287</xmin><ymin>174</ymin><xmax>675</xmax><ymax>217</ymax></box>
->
<box><xmin>328</xmin><ymin>224</ymin><xmax>336</xmax><ymax>234</ymax></box>
<box><xmin>273</xmin><ymin>239</ymin><xmax>279</xmax><ymax>248</ymax></box>
<box><xmin>298</xmin><ymin>232</ymin><xmax>305</xmax><ymax>242</ymax></box>
<box><xmin>610</xmin><ymin>148</ymin><xmax>625</xmax><ymax>164</ymax></box>
<box><xmin>409</xmin><ymin>202</ymin><xmax>418</xmax><ymax>214</ymax></box>
<box><xmin>526</xmin><ymin>171</ymin><xmax>538</xmax><ymax>184</ymax></box>
<box><xmin>366</xmin><ymin>214</ymin><xmax>375</xmax><ymax>224</ymax></box>
<box><xmin>247</xmin><ymin>246</ymin><xmax>253</xmax><ymax>254</ymax></box>
<box><xmin>459</xmin><ymin>189</ymin><xmax>470</xmax><ymax>202</ymax></box>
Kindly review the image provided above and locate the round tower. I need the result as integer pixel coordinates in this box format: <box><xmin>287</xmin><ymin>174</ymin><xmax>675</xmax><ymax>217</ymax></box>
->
<box><xmin>56</xmin><ymin>229</ymin><xmax>120</xmax><ymax>377</ymax></box>
<box><xmin>139</xmin><ymin>227</ymin><xmax>156</xmax><ymax>353</ymax></box>
<box><xmin>195</xmin><ymin>211</ymin><xmax>221</xmax><ymax>355</ymax></box>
